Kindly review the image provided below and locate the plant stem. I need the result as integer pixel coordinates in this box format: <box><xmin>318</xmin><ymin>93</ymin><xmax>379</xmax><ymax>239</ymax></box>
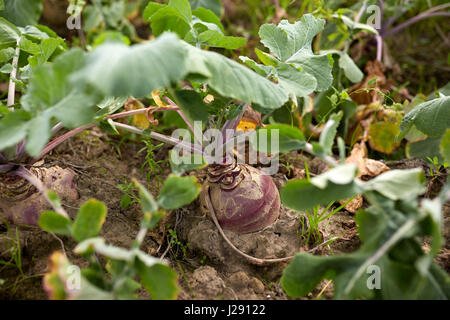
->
<box><xmin>355</xmin><ymin>1</ymin><xmax>367</xmax><ymax>23</ymax></box>
<box><xmin>375</xmin><ymin>34</ymin><xmax>383</xmax><ymax>61</ymax></box>
<box><xmin>32</xmin><ymin>124</ymin><xmax>95</xmax><ymax>163</ymax></box>
<box><xmin>12</xmin><ymin>166</ymin><xmax>70</xmax><ymax>219</ymax></box>
<box><xmin>303</xmin><ymin>142</ymin><xmax>339</xmax><ymax>167</ymax></box>
<box><xmin>7</xmin><ymin>38</ymin><xmax>21</xmax><ymax>109</ymax></box>
<box><xmin>0</xmin><ymin>164</ymin><xmax>15</xmax><ymax>173</ymax></box>
<box><xmin>383</xmin><ymin>4</ymin><xmax>450</xmax><ymax>38</ymax></box>
<box><xmin>105</xmin><ymin>106</ymin><xmax>179</xmax><ymax>120</ymax></box>
<box><xmin>112</xmin><ymin>121</ymin><xmax>203</xmax><ymax>154</ymax></box>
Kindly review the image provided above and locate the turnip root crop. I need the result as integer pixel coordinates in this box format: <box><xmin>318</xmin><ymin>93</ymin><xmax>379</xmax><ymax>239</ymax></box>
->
<box><xmin>200</xmin><ymin>162</ymin><xmax>280</xmax><ymax>233</ymax></box>
<box><xmin>0</xmin><ymin>166</ymin><xmax>78</xmax><ymax>225</ymax></box>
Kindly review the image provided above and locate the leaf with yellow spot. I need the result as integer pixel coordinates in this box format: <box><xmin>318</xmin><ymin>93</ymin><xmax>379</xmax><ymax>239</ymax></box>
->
<box><xmin>152</xmin><ymin>90</ymin><xmax>168</xmax><ymax>108</ymax></box>
<box><xmin>125</xmin><ymin>98</ymin><xmax>149</xmax><ymax>130</ymax></box>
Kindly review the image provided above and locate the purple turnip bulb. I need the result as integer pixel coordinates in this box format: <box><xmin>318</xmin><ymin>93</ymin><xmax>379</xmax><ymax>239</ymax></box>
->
<box><xmin>0</xmin><ymin>166</ymin><xmax>78</xmax><ymax>225</ymax></box>
<box><xmin>200</xmin><ymin>163</ymin><xmax>280</xmax><ymax>233</ymax></box>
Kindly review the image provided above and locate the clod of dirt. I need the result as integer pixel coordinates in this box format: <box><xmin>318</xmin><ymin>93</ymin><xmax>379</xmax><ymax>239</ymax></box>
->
<box><xmin>189</xmin><ymin>266</ymin><xmax>226</xmax><ymax>299</ymax></box>
<box><xmin>178</xmin><ymin>200</ymin><xmax>303</xmax><ymax>276</ymax></box>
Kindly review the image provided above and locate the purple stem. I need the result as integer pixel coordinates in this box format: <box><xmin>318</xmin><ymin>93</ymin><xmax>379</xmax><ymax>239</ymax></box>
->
<box><xmin>383</xmin><ymin>11</ymin><xmax>450</xmax><ymax>38</ymax></box>
<box><xmin>355</xmin><ymin>1</ymin><xmax>367</xmax><ymax>23</ymax></box>
<box><xmin>32</xmin><ymin>124</ymin><xmax>95</xmax><ymax>163</ymax></box>
<box><xmin>12</xmin><ymin>166</ymin><xmax>70</xmax><ymax>218</ymax></box>
<box><xmin>33</xmin><ymin>106</ymin><xmax>182</xmax><ymax>163</ymax></box>
<box><xmin>106</xmin><ymin>106</ymin><xmax>179</xmax><ymax>120</ymax></box>
<box><xmin>112</xmin><ymin>121</ymin><xmax>203</xmax><ymax>154</ymax></box>
<box><xmin>382</xmin><ymin>0</ymin><xmax>410</xmax><ymax>33</ymax></box>
<box><xmin>0</xmin><ymin>151</ymin><xmax>8</xmax><ymax>162</ymax></box>
<box><xmin>0</xmin><ymin>164</ymin><xmax>15</xmax><ymax>173</ymax></box>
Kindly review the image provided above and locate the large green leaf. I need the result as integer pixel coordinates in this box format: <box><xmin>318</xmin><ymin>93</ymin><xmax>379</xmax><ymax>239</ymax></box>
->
<box><xmin>0</xmin><ymin>0</ymin><xmax>42</xmax><ymax>27</ymax></box>
<box><xmin>399</xmin><ymin>96</ymin><xmax>450</xmax><ymax>138</ymax></box>
<box><xmin>281</xmin><ymin>164</ymin><xmax>361</xmax><ymax>211</ymax></box>
<box><xmin>71</xmin><ymin>33</ymin><xmax>188</xmax><ymax>98</ymax></box>
<box><xmin>19</xmin><ymin>48</ymin><xmax>99</xmax><ymax>156</ymax></box>
<box><xmin>258</xmin><ymin>15</ymin><xmax>333</xmax><ymax>98</ymax></box>
<box><xmin>186</xmin><ymin>44</ymin><xmax>288</xmax><ymax>109</ymax></box>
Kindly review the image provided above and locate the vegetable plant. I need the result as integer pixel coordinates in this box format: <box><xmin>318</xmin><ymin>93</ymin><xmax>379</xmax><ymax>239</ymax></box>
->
<box><xmin>0</xmin><ymin>0</ymin><xmax>448</xmax><ymax>301</ymax></box>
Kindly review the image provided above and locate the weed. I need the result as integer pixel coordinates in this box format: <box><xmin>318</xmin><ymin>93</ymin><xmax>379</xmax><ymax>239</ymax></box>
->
<box><xmin>137</xmin><ymin>140</ymin><xmax>166</xmax><ymax>185</ymax></box>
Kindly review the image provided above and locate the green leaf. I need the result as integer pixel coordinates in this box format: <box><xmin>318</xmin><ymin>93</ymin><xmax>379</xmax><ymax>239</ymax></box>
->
<box><xmin>157</xmin><ymin>175</ymin><xmax>201</xmax><ymax>210</ymax></box>
<box><xmin>251</xmin><ymin>124</ymin><xmax>305</xmax><ymax>153</ymax></box>
<box><xmin>144</xmin><ymin>1</ymin><xmax>192</xmax><ymax>38</ymax></box>
<box><xmin>189</xmin><ymin>0</ymin><xmax>222</xmax><ymax>17</ymax></box>
<box><xmin>399</xmin><ymin>97</ymin><xmax>450</xmax><ymax>138</ymax></box>
<box><xmin>28</xmin><ymin>38</ymin><xmax>62</xmax><ymax>67</ymax></box>
<box><xmin>192</xmin><ymin>7</ymin><xmax>224</xmax><ymax>33</ymax></box>
<box><xmin>38</xmin><ymin>211</ymin><xmax>72</xmax><ymax>236</ymax></box>
<box><xmin>257</xmin><ymin>15</ymin><xmax>333</xmax><ymax>100</ymax></box>
<box><xmin>0</xmin><ymin>109</ymin><xmax>31</xmax><ymax>151</ymax></box>
<box><xmin>281</xmin><ymin>164</ymin><xmax>360</xmax><ymax>211</ymax></box>
<box><xmin>136</xmin><ymin>259</ymin><xmax>179</xmax><ymax>300</ymax></box>
<box><xmin>72</xmin><ymin>199</ymin><xmax>107</xmax><ymax>242</ymax></box>
<box><xmin>440</xmin><ymin>129</ymin><xmax>450</xmax><ymax>163</ymax></box>
<box><xmin>364</xmin><ymin>169</ymin><xmax>426</xmax><ymax>200</ymax></box>
<box><xmin>239</xmin><ymin>56</ymin><xmax>273</xmax><ymax>77</ymax></box>
<box><xmin>133</xmin><ymin>180</ymin><xmax>158</xmax><ymax>214</ymax></box>
<box><xmin>368</xmin><ymin>119</ymin><xmax>402</xmax><ymax>154</ymax></box>
<box><xmin>186</xmin><ymin>44</ymin><xmax>288</xmax><ymax>109</ymax></box>
<box><xmin>281</xmin><ymin>252</ymin><xmax>369</xmax><ymax>298</ymax></box>
<box><xmin>322</xmin><ymin>50</ymin><xmax>363</xmax><ymax>83</ymax></box>
<box><xmin>21</xmin><ymin>48</ymin><xmax>99</xmax><ymax>156</ymax></box>
<box><xmin>173</xmin><ymin>89</ymin><xmax>209</xmax><ymax>126</ymax></box>
<box><xmin>276</xmin><ymin>63</ymin><xmax>317</xmax><ymax>100</ymax></box>
<box><xmin>406</xmin><ymin>137</ymin><xmax>443</xmax><ymax>162</ymax></box>
<box><xmin>0</xmin><ymin>0</ymin><xmax>43</xmax><ymax>27</ymax></box>
<box><xmin>0</xmin><ymin>17</ymin><xmax>20</xmax><ymax>47</ymax></box>
<box><xmin>197</xmin><ymin>30</ymin><xmax>246</xmax><ymax>49</ymax></box>
<box><xmin>319</xmin><ymin>111</ymin><xmax>342</xmax><ymax>155</ymax></box>
<box><xmin>72</xmin><ymin>33</ymin><xmax>188</xmax><ymax>98</ymax></box>
<box><xmin>0</xmin><ymin>46</ymin><xmax>14</xmax><ymax>63</ymax></box>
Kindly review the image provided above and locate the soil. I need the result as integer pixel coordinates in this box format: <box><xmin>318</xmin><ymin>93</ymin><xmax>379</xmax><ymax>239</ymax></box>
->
<box><xmin>0</xmin><ymin>128</ymin><xmax>448</xmax><ymax>300</ymax></box>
